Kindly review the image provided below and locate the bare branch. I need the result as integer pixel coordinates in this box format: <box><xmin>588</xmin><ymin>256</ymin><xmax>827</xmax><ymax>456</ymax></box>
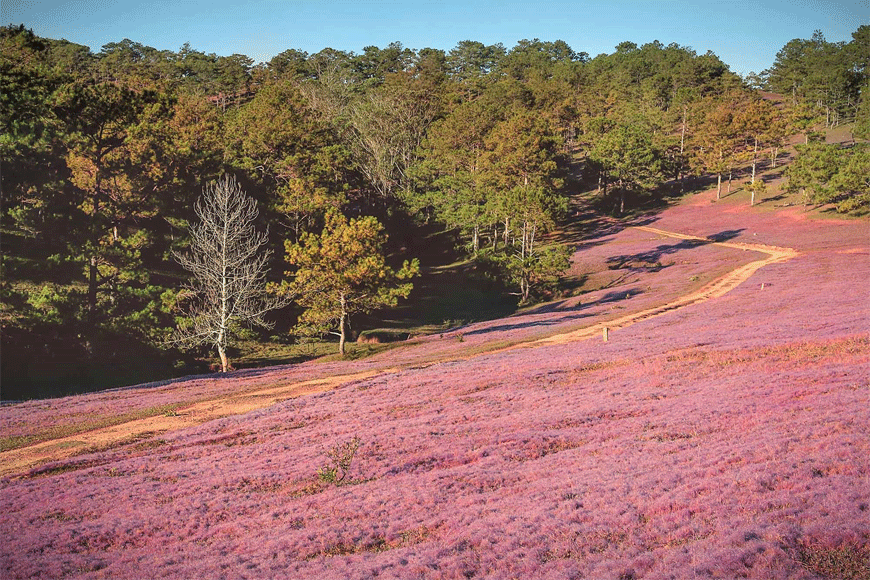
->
<box><xmin>171</xmin><ymin>175</ymin><xmax>287</xmax><ymax>372</ymax></box>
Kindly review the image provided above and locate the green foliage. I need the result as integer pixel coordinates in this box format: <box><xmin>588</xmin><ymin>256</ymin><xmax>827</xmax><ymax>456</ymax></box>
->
<box><xmin>854</xmin><ymin>80</ymin><xmax>870</xmax><ymax>140</ymax></box>
<box><xmin>827</xmin><ymin>145</ymin><xmax>870</xmax><ymax>213</ymax></box>
<box><xmin>415</xmin><ymin>99</ymin><xmax>568</xmax><ymax>254</ymax></box>
<box><xmin>764</xmin><ymin>28</ymin><xmax>866</xmax><ymax>127</ymax></box>
<box><xmin>23</xmin><ymin>284</ymin><xmax>82</xmax><ymax>327</ymax></box>
<box><xmin>745</xmin><ymin>179</ymin><xmax>768</xmax><ymax>206</ymax></box>
<box><xmin>267</xmin><ymin>49</ymin><xmax>311</xmax><ymax>81</ymax></box>
<box><xmin>591</xmin><ymin>124</ymin><xmax>663</xmax><ymax>190</ymax></box>
<box><xmin>317</xmin><ymin>437</ymin><xmax>362</xmax><ymax>484</ymax></box>
<box><xmin>0</xmin><ymin>26</ymin><xmax>71</xmax><ymax>239</ymax></box>
<box><xmin>786</xmin><ymin>142</ymin><xmax>869</xmax><ymax>213</ymax></box>
<box><xmin>497</xmin><ymin>38</ymin><xmax>582</xmax><ymax>82</ymax></box>
<box><xmin>7</xmin><ymin>23</ymin><xmax>867</xmax><ymax>395</ymax></box>
<box><xmin>446</xmin><ymin>40</ymin><xmax>506</xmax><ymax>99</ymax></box>
<box><xmin>785</xmin><ymin>142</ymin><xmax>842</xmax><ymax>204</ymax></box>
<box><xmin>227</xmin><ymin>80</ymin><xmax>350</xmax><ymax>236</ymax></box>
<box><xmin>478</xmin><ymin>244</ymin><xmax>572</xmax><ymax>305</ymax></box>
<box><xmin>276</xmin><ymin>210</ymin><xmax>419</xmax><ymax>354</ymax></box>
<box><xmin>352</xmin><ymin>42</ymin><xmax>414</xmax><ymax>90</ymax></box>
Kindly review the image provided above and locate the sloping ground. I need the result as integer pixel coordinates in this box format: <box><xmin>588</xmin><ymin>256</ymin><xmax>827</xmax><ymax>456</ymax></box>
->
<box><xmin>1</xmin><ymin>193</ymin><xmax>868</xmax><ymax>579</ymax></box>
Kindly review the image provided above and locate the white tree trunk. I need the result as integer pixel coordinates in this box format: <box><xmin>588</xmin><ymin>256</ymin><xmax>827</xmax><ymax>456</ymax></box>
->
<box><xmin>172</xmin><ymin>176</ymin><xmax>280</xmax><ymax>369</ymax></box>
<box><xmin>218</xmin><ymin>343</ymin><xmax>229</xmax><ymax>373</ymax></box>
<box><xmin>339</xmin><ymin>292</ymin><xmax>347</xmax><ymax>356</ymax></box>
<box><xmin>751</xmin><ymin>136</ymin><xmax>758</xmax><ymax>184</ymax></box>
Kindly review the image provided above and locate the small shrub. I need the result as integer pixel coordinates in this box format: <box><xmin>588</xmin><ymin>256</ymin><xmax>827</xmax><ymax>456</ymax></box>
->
<box><xmin>317</xmin><ymin>437</ymin><xmax>361</xmax><ymax>484</ymax></box>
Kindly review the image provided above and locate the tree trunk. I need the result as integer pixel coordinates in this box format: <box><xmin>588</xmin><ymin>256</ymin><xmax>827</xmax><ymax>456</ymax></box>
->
<box><xmin>528</xmin><ymin>224</ymin><xmax>536</xmax><ymax>257</ymax></box>
<box><xmin>618</xmin><ymin>180</ymin><xmax>625</xmax><ymax>215</ymax></box>
<box><xmin>218</xmin><ymin>344</ymin><xmax>229</xmax><ymax>373</ymax></box>
<box><xmin>679</xmin><ymin>106</ymin><xmax>687</xmax><ymax>156</ymax></box>
<box><xmin>750</xmin><ymin>136</ymin><xmax>758</xmax><ymax>184</ymax></box>
<box><xmin>678</xmin><ymin>105</ymin><xmax>687</xmax><ymax>182</ymax></box>
<box><xmin>339</xmin><ymin>292</ymin><xmax>347</xmax><ymax>356</ymax></box>
<box><xmin>716</xmin><ymin>173</ymin><xmax>722</xmax><ymax>200</ymax></box>
<box><xmin>215</xmin><ymin>321</ymin><xmax>229</xmax><ymax>371</ymax></box>
<box><xmin>472</xmin><ymin>225</ymin><xmax>479</xmax><ymax>254</ymax></box>
<box><xmin>87</xmin><ymin>189</ymin><xmax>101</xmax><ymax>327</ymax></box>
<box><xmin>88</xmin><ymin>255</ymin><xmax>98</xmax><ymax>325</ymax></box>
<box><xmin>520</xmin><ymin>222</ymin><xmax>527</xmax><ymax>259</ymax></box>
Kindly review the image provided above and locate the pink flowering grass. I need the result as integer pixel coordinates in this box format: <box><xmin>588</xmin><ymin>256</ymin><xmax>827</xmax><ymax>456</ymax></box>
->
<box><xmin>1</xmin><ymin>197</ymin><xmax>868</xmax><ymax>579</ymax></box>
<box><xmin>0</xmin><ymin>362</ymin><xmax>384</xmax><ymax>450</ymax></box>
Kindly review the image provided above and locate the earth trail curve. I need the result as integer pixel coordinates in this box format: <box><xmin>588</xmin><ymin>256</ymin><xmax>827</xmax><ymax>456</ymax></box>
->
<box><xmin>1</xmin><ymin>226</ymin><xmax>798</xmax><ymax>478</ymax></box>
<box><xmin>521</xmin><ymin>225</ymin><xmax>799</xmax><ymax>348</ymax></box>
<box><xmin>1</xmin><ymin>369</ymin><xmax>393</xmax><ymax>478</ymax></box>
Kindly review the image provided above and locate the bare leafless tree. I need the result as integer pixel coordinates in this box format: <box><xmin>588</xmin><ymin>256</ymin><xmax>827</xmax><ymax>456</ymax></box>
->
<box><xmin>172</xmin><ymin>175</ymin><xmax>282</xmax><ymax>372</ymax></box>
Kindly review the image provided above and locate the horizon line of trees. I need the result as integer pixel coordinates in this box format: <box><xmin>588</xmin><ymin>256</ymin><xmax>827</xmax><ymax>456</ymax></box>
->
<box><xmin>1</xmin><ymin>23</ymin><xmax>867</xmax><ymax>383</ymax></box>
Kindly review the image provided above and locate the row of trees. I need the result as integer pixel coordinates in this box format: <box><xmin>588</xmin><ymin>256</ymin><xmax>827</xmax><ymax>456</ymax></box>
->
<box><xmin>762</xmin><ymin>28</ymin><xmax>868</xmax><ymax>129</ymax></box>
<box><xmin>2</xmin><ymin>24</ymin><xmax>867</xmax><ymax>382</ymax></box>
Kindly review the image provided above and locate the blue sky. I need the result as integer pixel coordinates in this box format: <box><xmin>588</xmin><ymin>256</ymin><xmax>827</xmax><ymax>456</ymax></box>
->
<box><xmin>3</xmin><ymin>0</ymin><xmax>867</xmax><ymax>76</ymax></box>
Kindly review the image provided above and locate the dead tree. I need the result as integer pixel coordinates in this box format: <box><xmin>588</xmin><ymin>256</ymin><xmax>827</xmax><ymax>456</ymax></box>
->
<box><xmin>173</xmin><ymin>175</ymin><xmax>282</xmax><ymax>372</ymax></box>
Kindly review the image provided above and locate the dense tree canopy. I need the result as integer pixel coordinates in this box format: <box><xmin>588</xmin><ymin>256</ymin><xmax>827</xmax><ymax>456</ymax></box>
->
<box><xmin>2</xmin><ymin>23</ymin><xmax>866</xmax><ymax>391</ymax></box>
<box><xmin>763</xmin><ymin>27</ymin><xmax>868</xmax><ymax>128</ymax></box>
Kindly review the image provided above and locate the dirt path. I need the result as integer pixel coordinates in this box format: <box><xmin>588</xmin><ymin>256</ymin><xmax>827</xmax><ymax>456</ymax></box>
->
<box><xmin>2</xmin><ymin>226</ymin><xmax>798</xmax><ymax>479</ymax></box>
<box><xmin>1</xmin><ymin>369</ymin><xmax>392</xmax><ymax>478</ymax></box>
<box><xmin>524</xmin><ymin>226</ymin><xmax>798</xmax><ymax>347</ymax></box>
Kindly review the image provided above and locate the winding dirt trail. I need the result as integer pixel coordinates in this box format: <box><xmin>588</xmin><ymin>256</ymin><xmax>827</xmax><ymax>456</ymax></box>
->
<box><xmin>1</xmin><ymin>226</ymin><xmax>798</xmax><ymax>478</ymax></box>
<box><xmin>523</xmin><ymin>225</ymin><xmax>799</xmax><ymax>348</ymax></box>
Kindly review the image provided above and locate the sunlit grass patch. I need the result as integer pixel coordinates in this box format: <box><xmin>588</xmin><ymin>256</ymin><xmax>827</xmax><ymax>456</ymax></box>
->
<box><xmin>304</xmin><ymin>524</ymin><xmax>440</xmax><ymax>560</ymax></box>
<box><xmin>663</xmin><ymin>335</ymin><xmax>869</xmax><ymax>370</ymax></box>
<box><xmin>796</xmin><ymin>536</ymin><xmax>870</xmax><ymax>580</ymax></box>
<box><xmin>0</xmin><ymin>403</ymin><xmax>188</xmax><ymax>452</ymax></box>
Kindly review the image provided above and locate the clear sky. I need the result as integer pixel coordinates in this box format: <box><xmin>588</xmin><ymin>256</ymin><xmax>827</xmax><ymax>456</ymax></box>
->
<box><xmin>3</xmin><ymin>0</ymin><xmax>867</xmax><ymax>76</ymax></box>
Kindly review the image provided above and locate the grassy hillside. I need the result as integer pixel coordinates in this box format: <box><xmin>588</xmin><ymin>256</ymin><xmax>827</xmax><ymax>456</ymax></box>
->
<box><xmin>1</xmin><ymin>184</ymin><xmax>868</xmax><ymax>579</ymax></box>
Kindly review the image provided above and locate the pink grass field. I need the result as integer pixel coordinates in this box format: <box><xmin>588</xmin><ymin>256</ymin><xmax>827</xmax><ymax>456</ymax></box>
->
<box><xmin>2</xmin><ymin>193</ymin><xmax>869</xmax><ymax>579</ymax></box>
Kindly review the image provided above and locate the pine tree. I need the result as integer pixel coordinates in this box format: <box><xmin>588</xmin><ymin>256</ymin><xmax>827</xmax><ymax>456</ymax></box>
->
<box><xmin>277</xmin><ymin>210</ymin><xmax>419</xmax><ymax>355</ymax></box>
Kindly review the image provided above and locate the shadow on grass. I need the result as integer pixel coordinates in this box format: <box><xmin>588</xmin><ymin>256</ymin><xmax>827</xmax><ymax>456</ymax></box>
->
<box><xmin>604</xmin><ymin>229</ymin><xmax>744</xmax><ymax>272</ymax></box>
<box><xmin>462</xmin><ymin>288</ymin><xmax>645</xmax><ymax>338</ymax></box>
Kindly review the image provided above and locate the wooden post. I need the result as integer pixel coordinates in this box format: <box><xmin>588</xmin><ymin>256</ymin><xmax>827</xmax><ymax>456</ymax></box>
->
<box><xmin>603</xmin><ymin>327</ymin><xmax>609</xmax><ymax>342</ymax></box>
